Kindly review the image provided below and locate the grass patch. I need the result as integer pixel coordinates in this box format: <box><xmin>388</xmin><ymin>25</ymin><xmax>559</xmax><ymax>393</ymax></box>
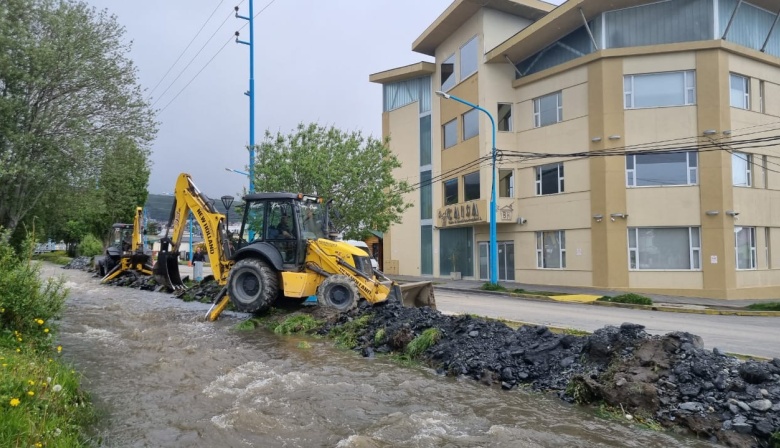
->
<box><xmin>374</xmin><ymin>328</ymin><xmax>386</xmax><ymax>345</ymax></box>
<box><xmin>1</xmin><ymin>234</ymin><xmax>95</xmax><ymax>446</ymax></box>
<box><xmin>481</xmin><ymin>283</ymin><xmax>508</xmax><ymax>292</ymax></box>
<box><xmin>273</xmin><ymin>315</ymin><xmax>324</xmax><ymax>335</ymax></box>
<box><xmin>405</xmin><ymin>328</ymin><xmax>442</xmax><ymax>358</ymax></box>
<box><xmin>297</xmin><ymin>341</ymin><xmax>312</xmax><ymax>349</ymax></box>
<box><xmin>770</xmin><ymin>431</ymin><xmax>779</xmax><ymax>448</ymax></box>
<box><xmin>387</xmin><ymin>352</ymin><xmax>419</xmax><ymax>368</ymax></box>
<box><xmin>511</xmin><ymin>288</ymin><xmax>568</xmax><ymax>297</ymax></box>
<box><xmin>597</xmin><ymin>293</ymin><xmax>653</xmax><ymax>306</ymax></box>
<box><xmin>560</xmin><ymin>328</ymin><xmax>591</xmax><ymax>337</ymax></box>
<box><xmin>233</xmin><ymin>319</ymin><xmax>260</xmax><ymax>331</ymax></box>
<box><xmin>746</xmin><ymin>302</ymin><xmax>780</xmax><ymax>311</ymax></box>
<box><xmin>31</xmin><ymin>251</ymin><xmax>72</xmax><ymax>266</ymax></box>
<box><xmin>329</xmin><ymin>314</ymin><xmax>372</xmax><ymax>349</ymax></box>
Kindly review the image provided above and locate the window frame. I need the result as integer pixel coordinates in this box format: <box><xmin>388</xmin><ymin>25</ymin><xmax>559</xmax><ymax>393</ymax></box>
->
<box><xmin>533</xmin><ymin>91</ymin><xmax>563</xmax><ymax>128</ymax></box>
<box><xmin>462</xmin><ymin>109</ymin><xmax>479</xmax><ymax>141</ymax></box>
<box><xmin>463</xmin><ymin>171</ymin><xmax>480</xmax><ymax>202</ymax></box>
<box><xmin>459</xmin><ymin>35</ymin><xmax>479</xmax><ymax>81</ymax></box>
<box><xmin>625</xmin><ymin>151</ymin><xmax>698</xmax><ymax>187</ymax></box>
<box><xmin>730</xmin><ymin>73</ymin><xmax>750</xmax><ymax>110</ymax></box>
<box><xmin>759</xmin><ymin>80</ymin><xmax>766</xmax><ymax>114</ymax></box>
<box><xmin>732</xmin><ymin>152</ymin><xmax>753</xmax><ymax>187</ymax></box>
<box><xmin>535</xmin><ymin>162</ymin><xmax>565</xmax><ymax>196</ymax></box>
<box><xmin>443</xmin><ymin>178</ymin><xmax>458</xmax><ymax>205</ymax></box>
<box><xmin>628</xmin><ymin>227</ymin><xmax>701</xmax><ymax>271</ymax></box>
<box><xmin>623</xmin><ymin>70</ymin><xmax>696</xmax><ymax>109</ymax></box>
<box><xmin>497</xmin><ymin>103</ymin><xmax>513</xmax><ymax>132</ymax></box>
<box><xmin>536</xmin><ymin>230</ymin><xmax>566</xmax><ymax>269</ymax></box>
<box><xmin>735</xmin><ymin>226</ymin><xmax>757</xmax><ymax>270</ymax></box>
<box><xmin>499</xmin><ymin>169</ymin><xmax>514</xmax><ymax>198</ymax></box>
<box><xmin>440</xmin><ymin>53</ymin><xmax>456</xmax><ymax>92</ymax></box>
<box><xmin>442</xmin><ymin>118</ymin><xmax>458</xmax><ymax>149</ymax></box>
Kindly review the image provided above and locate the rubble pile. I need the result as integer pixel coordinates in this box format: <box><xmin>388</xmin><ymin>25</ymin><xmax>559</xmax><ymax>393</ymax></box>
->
<box><xmin>62</xmin><ymin>256</ymin><xmax>92</xmax><ymax>270</ymax></box>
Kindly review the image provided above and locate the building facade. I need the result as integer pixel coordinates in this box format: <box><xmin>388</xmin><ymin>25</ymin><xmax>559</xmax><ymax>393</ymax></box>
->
<box><xmin>370</xmin><ymin>0</ymin><xmax>780</xmax><ymax>299</ymax></box>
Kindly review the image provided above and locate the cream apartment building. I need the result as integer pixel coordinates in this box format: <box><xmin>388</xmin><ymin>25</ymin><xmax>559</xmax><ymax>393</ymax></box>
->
<box><xmin>370</xmin><ymin>0</ymin><xmax>780</xmax><ymax>299</ymax></box>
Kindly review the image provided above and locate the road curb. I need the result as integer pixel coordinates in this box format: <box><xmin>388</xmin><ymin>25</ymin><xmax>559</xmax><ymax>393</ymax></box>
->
<box><xmin>432</xmin><ymin>285</ymin><xmax>780</xmax><ymax>317</ymax></box>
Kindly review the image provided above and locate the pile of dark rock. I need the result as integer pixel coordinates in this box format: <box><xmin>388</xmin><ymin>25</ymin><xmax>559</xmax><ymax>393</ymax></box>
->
<box><xmin>327</xmin><ymin>299</ymin><xmax>779</xmax><ymax>448</ymax></box>
<box><xmin>62</xmin><ymin>256</ymin><xmax>93</xmax><ymax>270</ymax></box>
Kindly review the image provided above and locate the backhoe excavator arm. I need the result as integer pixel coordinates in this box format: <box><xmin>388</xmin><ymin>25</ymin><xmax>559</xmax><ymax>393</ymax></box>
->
<box><xmin>155</xmin><ymin>173</ymin><xmax>233</xmax><ymax>288</ymax></box>
<box><xmin>131</xmin><ymin>206</ymin><xmax>144</xmax><ymax>253</ymax></box>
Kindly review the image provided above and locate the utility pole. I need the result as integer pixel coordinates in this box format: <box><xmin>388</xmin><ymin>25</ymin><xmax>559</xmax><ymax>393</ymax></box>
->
<box><xmin>235</xmin><ymin>1</ymin><xmax>255</xmax><ymax>193</ymax></box>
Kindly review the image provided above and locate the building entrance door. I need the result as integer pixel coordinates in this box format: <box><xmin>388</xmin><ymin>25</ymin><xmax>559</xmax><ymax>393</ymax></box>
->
<box><xmin>479</xmin><ymin>241</ymin><xmax>515</xmax><ymax>281</ymax></box>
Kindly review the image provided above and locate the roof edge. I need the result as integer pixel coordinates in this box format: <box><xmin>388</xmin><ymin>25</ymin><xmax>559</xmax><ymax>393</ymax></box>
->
<box><xmin>369</xmin><ymin>61</ymin><xmax>436</xmax><ymax>84</ymax></box>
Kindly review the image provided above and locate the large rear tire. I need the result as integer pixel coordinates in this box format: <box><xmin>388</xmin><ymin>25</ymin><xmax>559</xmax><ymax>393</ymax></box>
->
<box><xmin>317</xmin><ymin>275</ymin><xmax>358</xmax><ymax>312</ymax></box>
<box><xmin>227</xmin><ymin>259</ymin><xmax>279</xmax><ymax>313</ymax></box>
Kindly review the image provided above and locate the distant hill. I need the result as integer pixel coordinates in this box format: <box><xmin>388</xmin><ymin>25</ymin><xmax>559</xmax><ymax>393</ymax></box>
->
<box><xmin>144</xmin><ymin>194</ymin><xmax>243</xmax><ymax>224</ymax></box>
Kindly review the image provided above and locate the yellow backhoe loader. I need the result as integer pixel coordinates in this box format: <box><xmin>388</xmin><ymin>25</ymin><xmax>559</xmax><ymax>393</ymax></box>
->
<box><xmin>100</xmin><ymin>206</ymin><xmax>153</xmax><ymax>282</ymax></box>
<box><xmin>153</xmin><ymin>173</ymin><xmax>435</xmax><ymax>321</ymax></box>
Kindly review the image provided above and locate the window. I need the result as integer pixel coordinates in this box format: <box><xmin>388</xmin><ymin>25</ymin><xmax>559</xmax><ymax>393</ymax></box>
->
<box><xmin>460</xmin><ymin>36</ymin><xmax>478</xmax><ymax>80</ymax></box>
<box><xmin>732</xmin><ymin>152</ymin><xmax>752</xmax><ymax>187</ymax></box>
<box><xmin>730</xmin><ymin>73</ymin><xmax>750</xmax><ymax>109</ymax></box>
<box><xmin>443</xmin><ymin>119</ymin><xmax>457</xmax><ymax>149</ymax></box>
<box><xmin>420</xmin><ymin>170</ymin><xmax>432</xmax><ymax>220</ymax></box>
<box><xmin>628</xmin><ymin>227</ymin><xmax>701</xmax><ymax>270</ymax></box>
<box><xmin>735</xmin><ymin>226</ymin><xmax>757</xmax><ymax>270</ymax></box>
<box><xmin>499</xmin><ymin>169</ymin><xmax>514</xmax><ymax>197</ymax></box>
<box><xmin>463</xmin><ymin>171</ymin><xmax>480</xmax><ymax>201</ymax></box>
<box><xmin>624</xmin><ymin>71</ymin><xmax>696</xmax><ymax>109</ymax></box>
<box><xmin>444</xmin><ymin>178</ymin><xmax>458</xmax><ymax>205</ymax></box>
<box><xmin>535</xmin><ymin>163</ymin><xmax>564</xmax><ymax>195</ymax></box>
<box><xmin>421</xmin><ymin>225</ymin><xmax>433</xmax><ymax>275</ymax></box>
<box><xmin>533</xmin><ymin>92</ymin><xmax>562</xmax><ymax>127</ymax></box>
<box><xmin>420</xmin><ymin>115</ymin><xmax>431</xmax><ymax>166</ymax></box>
<box><xmin>463</xmin><ymin>109</ymin><xmax>479</xmax><ymax>140</ymax></box>
<box><xmin>626</xmin><ymin>152</ymin><xmax>697</xmax><ymax>187</ymax></box>
<box><xmin>759</xmin><ymin>80</ymin><xmax>766</xmax><ymax>114</ymax></box>
<box><xmin>536</xmin><ymin>231</ymin><xmax>566</xmax><ymax>269</ymax></box>
<box><xmin>441</xmin><ymin>54</ymin><xmax>456</xmax><ymax>91</ymax></box>
<box><xmin>497</xmin><ymin>103</ymin><xmax>512</xmax><ymax>131</ymax></box>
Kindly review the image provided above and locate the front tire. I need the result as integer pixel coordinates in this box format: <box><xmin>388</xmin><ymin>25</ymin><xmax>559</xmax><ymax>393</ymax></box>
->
<box><xmin>317</xmin><ymin>275</ymin><xmax>359</xmax><ymax>312</ymax></box>
<box><xmin>227</xmin><ymin>259</ymin><xmax>279</xmax><ymax>313</ymax></box>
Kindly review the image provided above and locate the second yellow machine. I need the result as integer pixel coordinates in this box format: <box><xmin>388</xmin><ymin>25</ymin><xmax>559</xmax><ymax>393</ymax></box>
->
<box><xmin>153</xmin><ymin>173</ymin><xmax>434</xmax><ymax>320</ymax></box>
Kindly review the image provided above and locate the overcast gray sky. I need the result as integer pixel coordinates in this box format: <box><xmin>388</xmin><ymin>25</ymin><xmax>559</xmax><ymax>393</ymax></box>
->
<box><xmin>84</xmin><ymin>0</ymin><xmax>560</xmax><ymax>198</ymax></box>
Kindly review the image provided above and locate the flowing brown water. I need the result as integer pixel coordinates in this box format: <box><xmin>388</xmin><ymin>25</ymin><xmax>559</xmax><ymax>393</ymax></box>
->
<box><xmin>44</xmin><ymin>265</ymin><xmax>715</xmax><ymax>448</ymax></box>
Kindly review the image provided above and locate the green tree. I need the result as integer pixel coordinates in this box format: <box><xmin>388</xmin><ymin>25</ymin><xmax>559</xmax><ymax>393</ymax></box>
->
<box><xmin>0</xmin><ymin>0</ymin><xmax>156</xmax><ymax>242</ymax></box>
<box><xmin>254</xmin><ymin>123</ymin><xmax>412</xmax><ymax>239</ymax></box>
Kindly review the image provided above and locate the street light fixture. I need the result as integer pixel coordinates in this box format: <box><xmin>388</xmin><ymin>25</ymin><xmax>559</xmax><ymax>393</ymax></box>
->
<box><xmin>435</xmin><ymin>90</ymin><xmax>499</xmax><ymax>285</ymax></box>
<box><xmin>221</xmin><ymin>195</ymin><xmax>235</xmax><ymax>230</ymax></box>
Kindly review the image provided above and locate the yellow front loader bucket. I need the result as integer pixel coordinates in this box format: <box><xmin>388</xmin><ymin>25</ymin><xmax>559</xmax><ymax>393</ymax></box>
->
<box><xmin>390</xmin><ymin>281</ymin><xmax>436</xmax><ymax>309</ymax></box>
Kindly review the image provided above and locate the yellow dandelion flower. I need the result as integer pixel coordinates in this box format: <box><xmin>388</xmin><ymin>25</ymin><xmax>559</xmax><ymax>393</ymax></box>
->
<box><xmin>2</xmin><ymin>364</ymin><xmax>7</xmax><ymax>368</ymax></box>
<box><xmin>16</xmin><ymin>348</ymin><xmax>21</xmax><ymax>353</ymax></box>
<box><xmin>17</xmin><ymin>337</ymin><xmax>22</xmax><ymax>342</ymax></box>
<box><xmin>36</xmin><ymin>319</ymin><xmax>44</xmax><ymax>325</ymax></box>
<box><xmin>57</xmin><ymin>346</ymin><xmax>62</xmax><ymax>353</ymax></box>
<box><xmin>9</xmin><ymin>398</ymin><xmax>20</xmax><ymax>407</ymax></box>
<box><xmin>27</xmin><ymin>391</ymin><xmax>34</xmax><ymax>396</ymax></box>
<box><xmin>28</xmin><ymin>380</ymin><xmax>35</xmax><ymax>386</ymax></box>
<box><xmin>44</xmin><ymin>328</ymin><xmax>49</xmax><ymax>333</ymax></box>
<box><xmin>35</xmin><ymin>443</ymin><xmax>42</xmax><ymax>448</ymax></box>
<box><xmin>48</xmin><ymin>359</ymin><xmax>52</xmax><ymax>363</ymax></box>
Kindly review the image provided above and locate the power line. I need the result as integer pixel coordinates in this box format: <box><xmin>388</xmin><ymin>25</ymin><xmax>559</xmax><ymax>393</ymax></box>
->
<box><xmin>147</xmin><ymin>0</ymin><xmax>226</xmax><ymax>99</ymax></box>
<box><xmin>151</xmin><ymin>10</ymin><xmax>235</xmax><ymax>108</ymax></box>
<box><xmin>158</xmin><ymin>36</ymin><xmax>234</xmax><ymax>113</ymax></box>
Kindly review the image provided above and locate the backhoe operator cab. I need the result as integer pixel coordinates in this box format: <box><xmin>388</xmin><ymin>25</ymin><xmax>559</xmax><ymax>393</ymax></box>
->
<box><xmin>99</xmin><ymin>207</ymin><xmax>153</xmax><ymax>281</ymax></box>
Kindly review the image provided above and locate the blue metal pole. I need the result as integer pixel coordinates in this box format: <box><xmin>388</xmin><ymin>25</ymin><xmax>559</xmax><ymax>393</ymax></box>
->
<box><xmin>235</xmin><ymin>1</ymin><xmax>255</xmax><ymax>193</ymax></box>
<box><xmin>189</xmin><ymin>212</ymin><xmax>193</xmax><ymax>264</ymax></box>
<box><xmin>436</xmin><ymin>91</ymin><xmax>499</xmax><ymax>285</ymax></box>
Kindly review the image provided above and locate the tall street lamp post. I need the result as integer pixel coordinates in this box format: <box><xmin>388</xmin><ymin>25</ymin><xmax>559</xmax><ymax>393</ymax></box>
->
<box><xmin>435</xmin><ymin>90</ymin><xmax>498</xmax><ymax>285</ymax></box>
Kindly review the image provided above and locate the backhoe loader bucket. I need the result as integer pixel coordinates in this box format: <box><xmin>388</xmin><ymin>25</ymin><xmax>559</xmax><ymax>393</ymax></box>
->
<box><xmin>153</xmin><ymin>252</ymin><xmax>185</xmax><ymax>290</ymax></box>
<box><xmin>390</xmin><ymin>281</ymin><xmax>436</xmax><ymax>309</ymax></box>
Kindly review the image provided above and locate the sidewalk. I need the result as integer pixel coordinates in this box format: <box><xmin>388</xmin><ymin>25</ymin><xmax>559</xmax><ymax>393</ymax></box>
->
<box><xmin>388</xmin><ymin>274</ymin><xmax>780</xmax><ymax>311</ymax></box>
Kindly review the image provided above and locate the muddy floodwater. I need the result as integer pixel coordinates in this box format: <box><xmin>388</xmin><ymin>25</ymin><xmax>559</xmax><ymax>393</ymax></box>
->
<box><xmin>44</xmin><ymin>265</ymin><xmax>714</xmax><ymax>447</ymax></box>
